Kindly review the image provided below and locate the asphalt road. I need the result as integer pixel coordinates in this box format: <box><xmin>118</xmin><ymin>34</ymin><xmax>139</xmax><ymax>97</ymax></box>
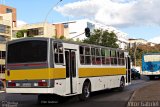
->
<box><xmin>0</xmin><ymin>77</ymin><xmax>158</xmax><ymax>107</ymax></box>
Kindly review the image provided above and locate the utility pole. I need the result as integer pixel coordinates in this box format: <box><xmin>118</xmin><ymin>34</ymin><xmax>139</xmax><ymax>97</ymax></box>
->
<box><xmin>134</xmin><ymin>42</ymin><xmax>140</xmax><ymax>67</ymax></box>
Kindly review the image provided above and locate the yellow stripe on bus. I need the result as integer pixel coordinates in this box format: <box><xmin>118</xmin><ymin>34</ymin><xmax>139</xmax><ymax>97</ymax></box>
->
<box><xmin>5</xmin><ymin>67</ymin><xmax>126</xmax><ymax>80</ymax></box>
<box><xmin>5</xmin><ymin>68</ymin><xmax>66</xmax><ymax>80</ymax></box>
<box><xmin>79</xmin><ymin>68</ymin><xmax>126</xmax><ymax>77</ymax></box>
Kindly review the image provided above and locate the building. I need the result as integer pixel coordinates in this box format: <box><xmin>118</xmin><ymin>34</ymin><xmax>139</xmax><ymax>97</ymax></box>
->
<box><xmin>12</xmin><ymin>22</ymin><xmax>55</xmax><ymax>39</ymax></box>
<box><xmin>54</xmin><ymin>23</ymin><xmax>69</xmax><ymax>39</ymax></box>
<box><xmin>53</xmin><ymin>19</ymin><xmax>129</xmax><ymax>50</ymax></box>
<box><xmin>0</xmin><ymin>13</ymin><xmax>12</xmax><ymax>41</ymax></box>
<box><xmin>0</xmin><ymin>41</ymin><xmax>5</xmax><ymax>81</ymax></box>
<box><xmin>0</xmin><ymin>4</ymin><xmax>16</xmax><ymax>86</ymax></box>
<box><xmin>129</xmin><ymin>38</ymin><xmax>150</xmax><ymax>48</ymax></box>
<box><xmin>0</xmin><ymin>4</ymin><xmax>17</xmax><ymax>27</ymax></box>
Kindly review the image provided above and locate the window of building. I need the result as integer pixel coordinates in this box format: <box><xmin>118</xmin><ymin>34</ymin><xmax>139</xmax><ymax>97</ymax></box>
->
<box><xmin>27</xmin><ymin>28</ymin><xmax>44</xmax><ymax>36</ymax></box>
<box><xmin>6</xmin><ymin>8</ymin><xmax>12</xmax><ymax>13</ymax></box>
<box><xmin>0</xmin><ymin>24</ymin><xmax>11</xmax><ymax>34</ymax></box>
<box><xmin>0</xmin><ymin>24</ymin><xmax>5</xmax><ymax>33</ymax></box>
<box><xmin>0</xmin><ymin>65</ymin><xmax>5</xmax><ymax>73</ymax></box>
<box><xmin>53</xmin><ymin>42</ymin><xmax>64</xmax><ymax>64</ymax></box>
<box><xmin>0</xmin><ymin>51</ymin><xmax>6</xmax><ymax>59</ymax></box>
<box><xmin>63</xmin><ymin>23</ymin><xmax>68</xmax><ymax>28</ymax></box>
<box><xmin>0</xmin><ymin>35</ymin><xmax>5</xmax><ymax>41</ymax></box>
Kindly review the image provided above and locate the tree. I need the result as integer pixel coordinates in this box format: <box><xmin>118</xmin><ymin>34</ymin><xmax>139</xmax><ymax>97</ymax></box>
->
<box><xmin>83</xmin><ymin>29</ymin><xmax>119</xmax><ymax>48</ymax></box>
<box><xmin>16</xmin><ymin>29</ymin><xmax>28</xmax><ymax>38</ymax></box>
<box><xmin>128</xmin><ymin>44</ymin><xmax>160</xmax><ymax>67</ymax></box>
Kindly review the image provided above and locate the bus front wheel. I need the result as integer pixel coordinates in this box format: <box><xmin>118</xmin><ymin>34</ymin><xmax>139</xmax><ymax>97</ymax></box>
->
<box><xmin>149</xmin><ymin>76</ymin><xmax>155</xmax><ymax>80</ymax></box>
<box><xmin>79</xmin><ymin>81</ymin><xmax>91</xmax><ymax>101</ymax></box>
<box><xmin>118</xmin><ymin>77</ymin><xmax>125</xmax><ymax>91</ymax></box>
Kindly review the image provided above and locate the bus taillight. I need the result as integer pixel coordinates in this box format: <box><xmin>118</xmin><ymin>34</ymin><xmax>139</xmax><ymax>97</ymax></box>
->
<box><xmin>38</xmin><ymin>80</ymin><xmax>48</xmax><ymax>87</ymax></box>
<box><xmin>8</xmin><ymin>82</ymin><xmax>16</xmax><ymax>87</ymax></box>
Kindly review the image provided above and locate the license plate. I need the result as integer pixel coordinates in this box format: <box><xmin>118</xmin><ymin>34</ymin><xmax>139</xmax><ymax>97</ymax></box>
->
<box><xmin>22</xmin><ymin>83</ymin><xmax>31</xmax><ymax>87</ymax></box>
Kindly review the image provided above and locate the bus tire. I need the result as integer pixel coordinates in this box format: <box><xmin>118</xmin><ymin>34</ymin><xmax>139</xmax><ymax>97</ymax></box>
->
<box><xmin>78</xmin><ymin>81</ymin><xmax>91</xmax><ymax>101</ymax></box>
<box><xmin>118</xmin><ymin>77</ymin><xmax>125</xmax><ymax>91</ymax></box>
<box><xmin>149</xmin><ymin>76</ymin><xmax>155</xmax><ymax>80</ymax></box>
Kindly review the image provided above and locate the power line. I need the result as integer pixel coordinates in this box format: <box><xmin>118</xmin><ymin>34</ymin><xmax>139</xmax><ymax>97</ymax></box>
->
<box><xmin>44</xmin><ymin>0</ymin><xmax>63</xmax><ymax>24</ymax></box>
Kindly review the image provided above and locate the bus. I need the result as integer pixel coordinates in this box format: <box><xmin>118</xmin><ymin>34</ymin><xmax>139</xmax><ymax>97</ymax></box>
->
<box><xmin>142</xmin><ymin>53</ymin><xmax>160</xmax><ymax>80</ymax></box>
<box><xmin>5</xmin><ymin>37</ymin><xmax>131</xmax><ymax>103</ymax></box>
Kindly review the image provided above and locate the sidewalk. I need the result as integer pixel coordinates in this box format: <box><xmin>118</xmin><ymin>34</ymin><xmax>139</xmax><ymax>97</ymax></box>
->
<box><xmin>127</xmin><ymin>81</ymin><xmax>160</xmax><ymax>107</ymax></box>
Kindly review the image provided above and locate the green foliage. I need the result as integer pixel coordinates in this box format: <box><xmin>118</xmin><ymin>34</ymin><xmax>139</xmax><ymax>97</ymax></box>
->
<box><xmin>59</xmin><ymin>35</ymin><xmax>66</xmax><ymax>40</ymax></box>
<box><xmin>16</xmin><ymin>29</ymin><xmax>28</xmax><ymax>38</ymax></box>
<box><xmin>16</xmin><ymin>31</ymin><xmax>24</xmax><ymax>38</ymax></box>
<box><xmin>83</xmin><ymin>29</ymin><xmax>119</xmax><ymax>48</ymax></box>
<box><xmin>128</xmin><ymin>44</ymin><xmax>160</xmax><ymax>67</ymax></box>
<box><xmin>55</xmin><ymin>35</ymin><xmax>75</xmax><ymax>42</ymax></box>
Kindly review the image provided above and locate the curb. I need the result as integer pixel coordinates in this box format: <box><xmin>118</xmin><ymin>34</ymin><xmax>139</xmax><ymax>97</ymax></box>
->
<box><xmin>126</xmin><ymin>90</ymin><xmax>140</xmax><ymax>107</ymax></box>
<box><xmin>128</xmin><ymin>90</ymin><xmax>138</xmax><ymax>102</ymax></box>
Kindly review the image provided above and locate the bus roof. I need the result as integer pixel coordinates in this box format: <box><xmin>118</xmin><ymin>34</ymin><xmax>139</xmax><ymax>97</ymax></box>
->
<box><xmin>143</xmin><ymin>53</ymin><xmax>160</xmax><ymax>55</ymax></box>
<box><xmin>8</xmin><ymin>37</ymin><xmax>125</xmax><ymax>51</ymax></box>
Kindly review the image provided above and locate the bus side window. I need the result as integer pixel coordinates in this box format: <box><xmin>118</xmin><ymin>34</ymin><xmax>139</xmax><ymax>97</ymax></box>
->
<box><xmin>85</xmin><ymin>47</ymin><xmax>91</xmax><ymax>65</ymax></box>
<box><xmin>91</xmin><ymin>47</ymin><xmax>96</xmax><ymax>64</ymax></box>
<box><xmin>96</xmin><ymin>48</ymin><xmax>101</xmax><ymax>65</ymax></box>
<box><xmin>53</xmin><ymin>42</ymin><xmax>64</xmax><ymax>64</ymax></box>
<box><xmin>79</xmin><ymin>46</ymin><xmax>85</xmax><ymax>64</ymax></box>
<box><xmin>54</xmin><ymin>43</ymin><xmax>58</xmax><ymax>53</ymax></box>
<box><xmin>58</xmin><ymin>44</ymin><xmax>64</xmax><ymax>63</ymax></box>
<box><xmin>114</xmin><ymin>51</ymin><xmax>118</xmax><ymax>65</ymax></box>
<box><xmin>117</xmin><ymin>51</ymin><xmax>120</xmax><ymax>65</ymax></box>
<box><xmin>105</xmin><ymin>49</ymin><xmax>111</xmax><ymax>65</ymax></box>
<box><xmin>120</xmin><ymin>52</ymin><xmax>125</xmax><ymax>65</ymax></box>
<box><xmin>101</xmin><ymin>48</ymin><xmax>105</xmax><ymax>65</ymax></box>
<box><xmin>111</xmin><ymin>50</ymin><xmax>116</xmax><ymax>65</ymax></box>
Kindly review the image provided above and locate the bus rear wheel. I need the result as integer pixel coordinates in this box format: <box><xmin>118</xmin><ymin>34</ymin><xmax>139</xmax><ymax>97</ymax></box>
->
<box><xmin>79</xmin><ymin>81</ymin><xmax>91</xmax><ymax>101</ymax></box>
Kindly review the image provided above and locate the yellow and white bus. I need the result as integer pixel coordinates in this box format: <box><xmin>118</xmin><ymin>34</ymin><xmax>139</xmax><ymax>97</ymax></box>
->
<box><xmin>5</xmin><ymin>37</ymin><xmax>131</xmax><ymax>102</ymax></box>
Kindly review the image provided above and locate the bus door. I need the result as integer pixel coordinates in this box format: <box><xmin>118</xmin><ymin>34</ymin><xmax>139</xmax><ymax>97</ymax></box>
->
<box><xmin>65</xmin><ymin>49</ymin><xmax>77</xmax><ymax>94</ymax></box>
<box><xmin>125</xmin><ymin>56</ymin><xmax>131</xmax><ymax>84</ymax></box>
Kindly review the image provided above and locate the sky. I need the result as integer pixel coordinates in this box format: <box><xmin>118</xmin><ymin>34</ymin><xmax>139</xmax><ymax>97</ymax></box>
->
<box><xmin>2</xmin><ymin>0</ymin><xmax>160</xmax><ymax>44</ymax></box>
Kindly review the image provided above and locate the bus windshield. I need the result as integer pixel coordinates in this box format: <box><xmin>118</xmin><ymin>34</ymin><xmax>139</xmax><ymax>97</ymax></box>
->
<box><xmin>7</xmin><ymin>40</ymin><xmax>47</xmax><ymax>63</ymax></box>
<box><xmin>144</xmin><ymin>55</ymin><xmax>160</xmax><ymax>62</ymax></box>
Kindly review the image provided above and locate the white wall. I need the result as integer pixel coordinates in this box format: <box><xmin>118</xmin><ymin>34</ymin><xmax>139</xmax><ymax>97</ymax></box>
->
<box><xmin>66</xmin><ymin>19</ymin><xmax>129</xmax><ymax>49</ymax></box>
